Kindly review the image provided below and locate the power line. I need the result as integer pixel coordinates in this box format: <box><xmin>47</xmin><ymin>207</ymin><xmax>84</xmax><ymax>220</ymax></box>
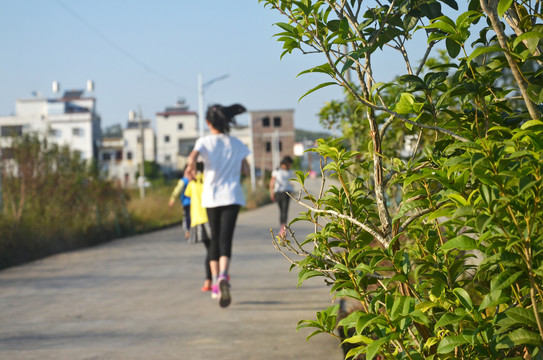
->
<box><xmin>54</xmin><ymin>0</ymin><xmax>187</xmax><ymax>90</ymax></box>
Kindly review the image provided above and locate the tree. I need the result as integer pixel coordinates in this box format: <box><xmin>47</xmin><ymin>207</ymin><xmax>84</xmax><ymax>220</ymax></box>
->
<box><xmin>102</xmin><ymin>123</ymin><xmax>123</xmax><ymax>138</ymax></box>
<box><xmin>260</xmin><ymin>0</ymin><xmax>543</xmax><ymax>358</ymax></box>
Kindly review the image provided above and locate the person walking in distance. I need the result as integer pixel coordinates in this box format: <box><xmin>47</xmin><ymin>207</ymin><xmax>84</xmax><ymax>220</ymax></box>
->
<box><xmin>184</xmin><ymin>161</ymin><xmax>213</xmax><ymax>292</ymax></box>
<box><xmin>168</xmin><ymin>168</ymin><xmax>191</xmax><ymax>239</ymax></box>
<box><xmin>185</xmin><ymin>104</ymin><xmax>250</xmax><ymax>308</ymax></box>
<box><xmin>269</xmin><ymin>156</ymin><xmax>294</xmax><ymax>237</ymax></box>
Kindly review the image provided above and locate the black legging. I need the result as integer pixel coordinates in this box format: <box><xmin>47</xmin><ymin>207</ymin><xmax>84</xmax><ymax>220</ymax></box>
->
<box><xmin>183</xmin><ymin>205</ymin><xmax>191</xmax><ymax>230</ymax></box>
<box><xmin>206</xmin><ymin>205</ymin><xmax>240</xmax><ymax>260</ymax></box>
<box><xmin>203</xmin><ymin>238</ymin><xmax>211</xmax><ymax>280</ymax></box>
<box><xmin>275</xmin><ymin>192</ymin><xmax>290</xmax><ymax>224</ymax></box>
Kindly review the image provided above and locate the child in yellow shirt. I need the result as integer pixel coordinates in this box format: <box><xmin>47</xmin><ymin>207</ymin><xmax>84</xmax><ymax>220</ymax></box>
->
<box><xmin>184</xmin><ymin>162</ymin><xmax>212</xmax><ymax>292</ymax></box>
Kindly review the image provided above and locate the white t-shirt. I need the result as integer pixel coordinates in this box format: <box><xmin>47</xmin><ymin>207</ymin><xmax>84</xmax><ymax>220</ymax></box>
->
<box><xmin>272</xmin><ymin>168</ymin><xmax>294</xmax><ymax>193</ymax></box>
<box><xmin>194</xmin><ymin>133</ymin><xmax>250</xmax><ymax>208</ymax></box>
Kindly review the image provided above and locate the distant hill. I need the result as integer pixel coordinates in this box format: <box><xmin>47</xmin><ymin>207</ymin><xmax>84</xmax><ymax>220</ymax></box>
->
<box><xmin>295</xmin><ymin>128</ymin><xmax>332</xmax><ymax>142</ymax></box>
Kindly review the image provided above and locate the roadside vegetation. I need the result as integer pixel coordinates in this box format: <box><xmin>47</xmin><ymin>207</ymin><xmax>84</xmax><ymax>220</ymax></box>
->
<box><xmin>0</xmin><ymin>134</ymin><xmax>131</xmax><ymax>269</ymax></box>
<box><xmin>262</xmin><ymin>0</ymin><xmax>543</xmax><ymax>358</ymax></box>
<box><xmin>0</xmin><ymin>135</ymin><xmax>273</xmax><ymax>270</ymax></box>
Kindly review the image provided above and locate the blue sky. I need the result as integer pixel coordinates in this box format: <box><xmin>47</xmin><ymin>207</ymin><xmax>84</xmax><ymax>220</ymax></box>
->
<box><xmin>0</xmin><ymin>1</ymin><xmax>427</xmax><ymax>132</ymax></box>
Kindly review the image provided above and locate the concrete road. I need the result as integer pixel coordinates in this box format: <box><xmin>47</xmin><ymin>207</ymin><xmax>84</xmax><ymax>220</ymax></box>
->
<box><xmin>0</xmin><ymin>177</ymin><xmax>344</xmax><ymax>360</ymax></box>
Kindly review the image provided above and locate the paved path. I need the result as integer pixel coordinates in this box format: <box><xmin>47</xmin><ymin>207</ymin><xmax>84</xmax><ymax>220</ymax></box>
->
<box><xmin>0</xmin><ymin>177</ymin><xmax>344</xmax><ymax>359</ymax></box>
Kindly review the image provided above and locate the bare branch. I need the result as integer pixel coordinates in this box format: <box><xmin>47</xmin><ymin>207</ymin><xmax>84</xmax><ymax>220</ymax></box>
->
<box><xmin>397</xmin><ymin>201</ymin><xmax>449</xmax><ymax>234</ymax></box>
<box><xmin>480</xmin><ymin>0</ymin><xmax>541</xmax><ymax>120</ymax></box>
<box><xmin>291</xmin><ymin>195</ymin><xmax>389</xmax><ymax>248</ymax></box>
<box><xmin>416</xmin><ymin>41</ymin><xmax>437</xmax><ymax>76</ymax></box>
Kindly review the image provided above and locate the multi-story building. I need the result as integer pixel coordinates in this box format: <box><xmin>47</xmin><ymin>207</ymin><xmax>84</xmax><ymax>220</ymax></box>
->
<box><xmin>155</xmin><ymin>100</ymin><xmax>198</xmax><ymax>177</ymax></box>
<box><xmin>249</xmin><ymin>109</ymin><xmax>295</xmax><ymax>173</ymax></box>
<box><xmin>98</xmin><ymin>136</ymin><xmax>125</xmax><ymax>183</ymax></box>
<box><xmin>98</xmin><ymin>118</ymin><xmax>156</xmax><ymax>186</ymax></box>
<box><xmin>0</xmin><ymin>88</ymin><xmax>101</xmax><ymax>162</ymax></box>
<box><xmin>1</xmin><ymin>88</ymin><xmax>297</xmax><ymax>186</ymax></box>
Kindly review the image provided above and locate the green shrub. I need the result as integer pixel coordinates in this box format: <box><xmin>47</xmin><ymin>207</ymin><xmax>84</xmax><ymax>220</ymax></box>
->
<box><xmin>0</xmin><ymin>134</ymin><xmax>130</xmax><ymax>269</ymax></box>
<box><xmin>262</xmin><ymin>0</ymin><xmax>543</xmax><ymax>358</ymax></box>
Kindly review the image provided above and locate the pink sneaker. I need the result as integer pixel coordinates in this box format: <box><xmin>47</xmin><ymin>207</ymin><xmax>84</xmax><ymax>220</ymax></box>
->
<box><xmin>211</xmin><ymin>284</ymin><xmax>219</xmax><ymax>299</ymax></box>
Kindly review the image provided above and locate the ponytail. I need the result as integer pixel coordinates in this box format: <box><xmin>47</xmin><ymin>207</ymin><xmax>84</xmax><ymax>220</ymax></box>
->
<box><xmin>206</xmin><ymin>104</ymin><xmax>246</xmax><ymax>134</ymax></box>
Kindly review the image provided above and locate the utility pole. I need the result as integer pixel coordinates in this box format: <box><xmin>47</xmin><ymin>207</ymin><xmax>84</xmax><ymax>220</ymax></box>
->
<box><xmin>198</xmin><ymin>74</ymin><xmax>204</xmax><ymax>139</ymax></box>
<box><xmin>248</xmin><ymin>112</ymin><xmax>256</xmax><ymax>193</ymax></box>
<box><xmin>138</xmin><ymin>108</ymin><xmax>145</xmax><ymax>199</ymax></box>
<box><xmin>0</xmin><ymin>147</ymin><xmax>3</xmax><ymax>213</ymax></box>
<box><xmin>272</xmin><ymin>129</ymin><xmax>280</xmax><ymax>171</ymax></box>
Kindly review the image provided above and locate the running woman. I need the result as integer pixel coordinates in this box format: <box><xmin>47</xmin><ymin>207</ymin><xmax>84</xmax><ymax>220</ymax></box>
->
<box><xmin>185</xmin><ymin>104</ymin><xmax>250</xmax><ymax>308</ymax></box>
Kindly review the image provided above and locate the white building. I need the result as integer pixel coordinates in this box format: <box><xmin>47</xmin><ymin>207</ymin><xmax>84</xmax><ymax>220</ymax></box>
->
<box><xmin>98</xmin><ymin>137</ymin><xmax>125</xmax><ymax>183</ymax></box>
<box><xmin>98</xmin><ymin>119</ymin><xmax>156</xmax><ymax>186</ymax></box>
<box><xmin>0</xmin><ymin>89</ymin><xmax>101</xmax><ymax>162</ymax></box>
<box><xmin>155</xmin><ymin>100</ymin><xmax>199</xmax><ymax>177</ymax></box>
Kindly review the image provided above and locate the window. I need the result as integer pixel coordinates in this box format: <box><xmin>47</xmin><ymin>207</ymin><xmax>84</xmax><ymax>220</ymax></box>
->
<box><xmin>177</xmin><ymin>123</ymin><xmax>183</xmax><ymax>130</ymax></box>
<box><xmin>1</xmin><ymin>148</ymin><xmax>14</xmax><ymax>160</ymax></box>
<box><xmin>72</xmin><ymin>127</ymin><xmax>84</xmax><ymax>136</ymax></box>
<box><xmin>266</xmin><ymin>141</ymin><xmax>282</xmax><ymax>152</ymax></box>
<box><xmin>165</xmin><ymin>155</ymin><xmax>171</xmax><ymax>162</ymax></box>
<box><xmin>178</xmin><ymin>140</ymin><xmax>195</xmax><ymax>156</ymax></box>
<box><xmin>273</xmin><ymin>116</ymin><xmax>281</xmax><ymax>127</ymax></box>
<box><xmin>127</xmin><ymin>151</ymin><xmax>133</xmax><ymax>160</ymax></box>
<box><xmin>48</xmin><ymin>128</ymin><xmax>61</xmax><ymax>137</ymax></box>
<box><xmin>102</xmin><ymin>153</ymin><xmax>111</xmax><ymax>161</ymax></box>
<box><xmin>165</xmin><ymin>135</ymin><xmax>170</xmax><ymax>143</ymax></box>
<box><xmin>137</xmin><ymin>136</ymin><xmax>142</xmax><ymax>144</ymax></box>
<box><xmin>262</xmin><ymin>117</ymin><xmax>270</xmax><ymax>127</ymax></box>
<box><xmin>1</xmin><ymin>125</ymin><xmax>23</xmax><ymax>137</ymax></box>
<box><xmin>115</xmin><ymin>151</ymin><xmax>122</xmax><ymax>160</ymax></box>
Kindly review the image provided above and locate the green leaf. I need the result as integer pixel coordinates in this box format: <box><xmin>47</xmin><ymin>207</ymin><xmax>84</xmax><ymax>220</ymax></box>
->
<box><xmin>506</xmin><ymin>307</ymin><xmax>538</xmax><ymax>328</ymax></box>
<box><xmin>446</xmin><ymin>38</ymin><xmax>461</xmax><ymax>58</ymax></box>
<box><xmin>424</xmin><ymin>18</ymin><xmax>457</xmax><ymax>35</ymax></box>
<box><xmin>497</xmin><ymin>0</ymin><xmax>514</xmax><ymax>17</ymax></box>
<box><xmin>505</xmin><ymin>328</ymin><xmax>543</xmax><ymax>346</ymax></box>
<box><xmin>467</xmin><ymin>45</ymin><xmax>504</xmax><ymax>62</ymax></box>
<box><xmin>521</xmin><ymin>119</ymin><xmax>543</xmax><ymax>130</ymax></box>
<box><xmin>394</xmin><ymin>93</ymin><xmax>416</xmax><ymax>115</ymax></box>
<box><xmin>390</xmin><ymin>296</ymin><xmax>415</xmax><ymax>320</ymax></box>
<box><xmin>335</xmin><ymin>288</ymin><xmax>362</xmax><ymax>300</ymax></box>
<box><xmin>453</xmin><ymin>288</ymin><xmax>473</xmax><ymax>310</ymax></box>
<box><xmin>297</xmin><ymin>63</ymin><xmax>334</xmax><ymax>77</ymax></box>
<box><xmin>479</xmin><ymin>290</ymin><xmax>508</xmax><ymax>310</ymax></box>
<box><xmin>356</xmin><ymin>314</ymin><xmax>388</xmax><ymax>333</ymax></box>
<box><xmin>275</xmin><ymin>22</ymin><xmax>297</xmax><ymax>34</ymax></box>
<box><xmin>440</xmin><ymin>235</ymin><xmax>477</xmax><ymax>252</ymax></box>
<box><xmin>342</xmin><ymin>334</ymin><xmax>372</xmax><ymax>344</ymax></box>
<box><xmin>366</xmin><ymin>335</ymin><xmax>390</xmax><ymax>360</ymax></box>
<box><xmin>345</xmin><ymin>346</ymin><xmax>365</xmax><ymax>359</ymax></box>
<box><xmin>490</xmin><ymin>269</ymin><xmax>523</xmax><ymax>292</ymax></box>
<box><xmin>444</xmin><ymin>141</ymin><xmax>483</xmax><ymax>155</ymax></box>
<box><xmin>415</xmin><ymin>301</ymin><xmax>438</xmax><ymax>312</ymax></box>
<box><xmin>437</xmin><ymin>335</ymin><xmax>469</xmax><ymax>354</ymax></box>
<box><xmin>425</xmin><ymin>71</ymin><xmax>449</xmax><ymax>89</ymax></box>
<box><xmin>428</xmin><ymin>208</ymin><xmax>454</xmax><ymax>221</ymax></box>
<box><xmin>527</xmin><ymin>84</ymin><xmax>543</xmax><ymax>104</ymax></box>
<box><xmin>435</xmin><ymin>312</ymin><xmax>463</xmax><ymax>329</ymax></box>
<box><xmin>298</xmin><ymin>82</ymin><xmax>337</xmax><ymax>102</ymax></box>
<box><xmin>512</xmin><ymin>31</ymin><xmax>543</xmax><ymax>52</ymax></box>
<box><xmin>442</xmin><ymin>0</ymin><xmax>458</xmax><ymax>10</ymax></box>
<box><xmin>297</xmin><ymin>269</ymin><xmax>322</xmax><ymax>286</ymax></box>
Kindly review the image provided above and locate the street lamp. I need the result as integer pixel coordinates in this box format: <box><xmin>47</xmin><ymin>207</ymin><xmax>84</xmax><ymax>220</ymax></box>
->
<box><xmin>198</xmin><ymin>73</ymin><xmax>229</xmax><ymax>138</ymax></box>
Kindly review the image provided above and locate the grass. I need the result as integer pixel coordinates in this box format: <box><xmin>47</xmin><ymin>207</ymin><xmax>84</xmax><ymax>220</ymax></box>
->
<box><xmin>126</xmin><ymin>183</ymin><xmax>183</xmax><ymax>233</ymax></box>
<box><xmin>0</xmin><ymin>177</ymin><xmax>272</xmax><ymax>270</ymax></box>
